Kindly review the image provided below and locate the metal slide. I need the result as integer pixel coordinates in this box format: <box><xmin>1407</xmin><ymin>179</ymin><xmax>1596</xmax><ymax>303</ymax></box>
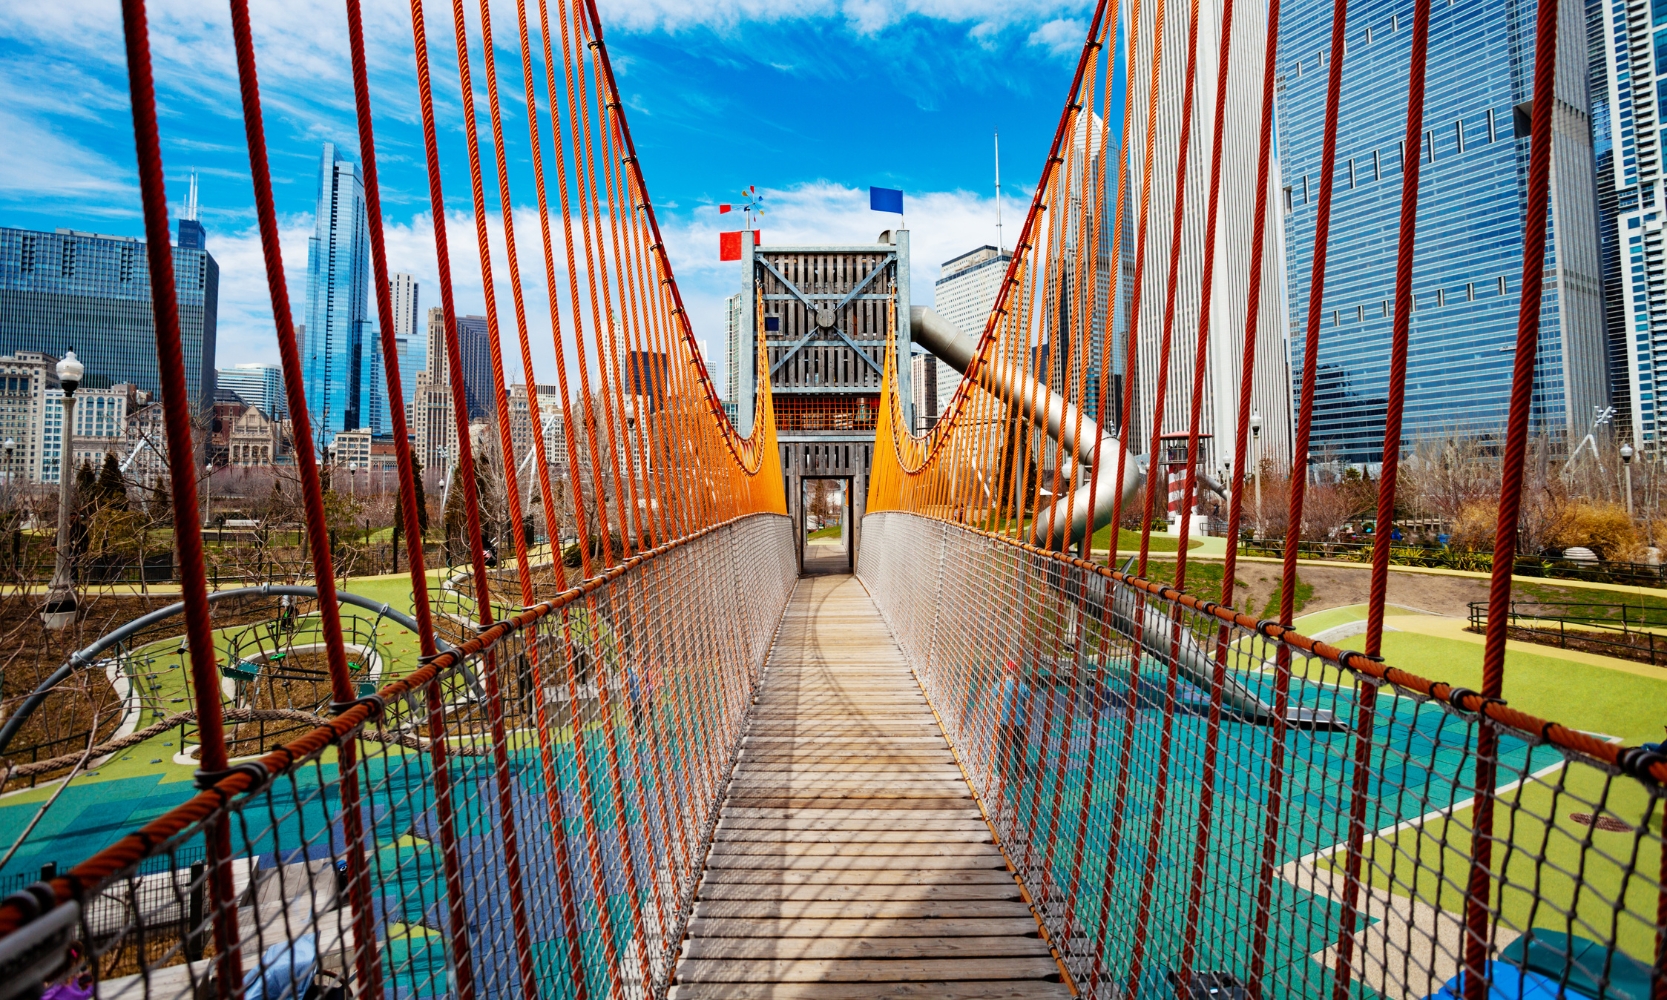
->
<box><xmin>912</xmin><ymin>307</ymin><xmax>1337</xmax><ymax>729</ymax></box>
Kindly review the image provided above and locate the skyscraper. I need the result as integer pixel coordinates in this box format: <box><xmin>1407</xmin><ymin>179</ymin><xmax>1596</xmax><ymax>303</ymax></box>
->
<box><xmin>0</xmin><ymin>217</ymin><xmax>219</xmax><ymax>407</ymax></box>
<box><xmin>1124</xmin><ymin>0</ymin><xmax>1292</xmax><ymax>473</ymax></box>
<box><xmin>304</xmin><ymin>142</ymin><xmax>380</xmax><ymax>444</ymax></box>
<box><xmin>931</xmin><ymin>246</ymin><xmax>1012</xmax><ymax>418</ymax></box>
<box><xmin>1277</xmin><ymin>0</ymin><xmax>1607</xmax><ymax>462</ymax></box>
<box><xmin>389</xmin><ymin>273</ymin><xmax>424</xmax><ymax>420</ymax></box>
<box><xmin>217</xmin><ymin>362</ymin><xmax>285</xmax><ymax>418</ymax></box>
<box><xmin>724</xmin><ymin>292</ymin><xmax>743</xmax><ymax>404</ymax></box>
<box><xmin>1589</xmin><ymin>0</ymin><xmax>1667</xmax><ymax>443</ymax></box>
<box><xmin>456</xmin><ymin>315</ymin><xmax>492</xmax><ymax>418</ymax></box>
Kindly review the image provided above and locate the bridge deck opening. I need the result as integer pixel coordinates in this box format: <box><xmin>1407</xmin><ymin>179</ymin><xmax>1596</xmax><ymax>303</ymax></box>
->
<box><xmin>670</xmin><ymin>574</ymin><xmax>1072</xmax><ymax>999</ymax></box>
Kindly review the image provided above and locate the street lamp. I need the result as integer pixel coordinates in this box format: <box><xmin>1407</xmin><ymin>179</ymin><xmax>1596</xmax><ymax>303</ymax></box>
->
<box><xmin>1621</xmin><ymin>441</ymin><xmax>1635</xmax><ymax>517</ymax></box>
<box><xmin>43</xmin><ymin>350</ymin><xmax>84</xmax><ymax>628</ymax></box>
<box><xmin>1249</xmin><ymin>411</ymin><xmax>1264</xmax><ymax>540</ymax></box>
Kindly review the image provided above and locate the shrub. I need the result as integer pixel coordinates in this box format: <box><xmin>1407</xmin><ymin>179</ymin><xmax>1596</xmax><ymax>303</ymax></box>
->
<box><xmin>1548</xmin><ymin>502</ymin><xmax>1642</xmax><ymax>561</ymax></box>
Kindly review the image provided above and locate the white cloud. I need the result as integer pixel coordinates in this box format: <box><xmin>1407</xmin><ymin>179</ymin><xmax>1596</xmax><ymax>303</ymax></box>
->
<box><xmin>210</xmin><ymin>182</ymin><xmax>1007</xmax><ymax>404</ymax></box>
<box><xmin>593</xmin><ymin>0</ymin><xmax>1091</xmax><ymax>33</ymax></box>
<box><xmin>1027</xmin><ymin>18</ymin><xmax>1087</xmax><ymax>58</ymax></box>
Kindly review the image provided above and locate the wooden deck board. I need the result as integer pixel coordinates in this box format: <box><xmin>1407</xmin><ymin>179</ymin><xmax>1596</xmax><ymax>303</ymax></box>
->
<box><xmin>672</xmin><ymin>575</ymin><xmax>1071</xmax><ymax>999</ymax></box>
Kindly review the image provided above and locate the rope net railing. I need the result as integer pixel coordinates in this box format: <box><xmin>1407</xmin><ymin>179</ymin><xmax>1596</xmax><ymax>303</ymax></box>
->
<box><xmin>859</xmin><ymin>0</ymin><xmax>1667</xmax><ymax>995</ymax></box>
<box><xmin>0</xmin><ymin>0</ymin><xmax>794</xmax><ymax>992</ymax></box>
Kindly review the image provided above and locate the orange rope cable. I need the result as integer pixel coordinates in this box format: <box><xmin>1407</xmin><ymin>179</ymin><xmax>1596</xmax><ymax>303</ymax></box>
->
<box><xmin>550</xmin><ymin>0</ymin><xmax>618</xmax><ymax>571</ymax></box>
<box><xmin>1108</xmin><ymin>0</ymin><xmax>1171</xmax><ymax>565</ymax></box>
<box><xmin>570</xmin><ymin>9</ymin><xmax>639</xmax><ymax>563</ymax></box>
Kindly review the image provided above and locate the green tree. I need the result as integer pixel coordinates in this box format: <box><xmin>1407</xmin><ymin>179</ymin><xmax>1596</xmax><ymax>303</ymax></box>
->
<box><xmin>97</xmin><ymin>452</ymin><xmax>128</xmax><ymax>511</ymax></box>
<box><xmin>409</xmin><ymin>454</ymin><xmax>429</xmax><ymax>533</ymax></box>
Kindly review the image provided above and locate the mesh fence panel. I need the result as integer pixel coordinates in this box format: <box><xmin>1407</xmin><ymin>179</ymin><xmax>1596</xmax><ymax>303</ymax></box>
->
<box><xmin>10</xmin><ymin>513</ymin><xmax>794</xmax><ymax>1000</ymax></box>
<box><xmin>859</xmin><ymin>510</ymin><xmax>1667</xmax><ymax>1000</ymax></box>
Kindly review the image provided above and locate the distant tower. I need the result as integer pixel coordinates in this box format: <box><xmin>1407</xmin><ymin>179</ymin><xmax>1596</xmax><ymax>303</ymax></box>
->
<box><xmin>389</xmin><ymin>273</ymin><xmax>424</xmax><ymax>419</ymax></box>
<box><xmin>303</xmin><ymin>142</ymin><xmax>379</xmax><ymax>444</ymax></box>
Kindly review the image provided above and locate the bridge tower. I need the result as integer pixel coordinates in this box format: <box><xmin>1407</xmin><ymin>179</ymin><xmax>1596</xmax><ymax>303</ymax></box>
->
<box><xmin>734</xmin><ymin>230</ymin><xmax>914</xmax><ymax>572</ymax></box>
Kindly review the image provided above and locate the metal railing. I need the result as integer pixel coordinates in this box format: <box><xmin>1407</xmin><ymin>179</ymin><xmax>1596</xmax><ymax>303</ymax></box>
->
<box><xmin>862</xmin><ymin>511</ymin><xmax>1667</xmax><ymax>1000</ymax></box>
<box><xmin>1468</xmin><ymin>601</ymin><xmax>1667</xmax><ymax>668</ymax></box>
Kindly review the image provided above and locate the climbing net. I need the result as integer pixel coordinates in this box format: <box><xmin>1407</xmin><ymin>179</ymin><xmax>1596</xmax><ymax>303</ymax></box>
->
<box><xmin>0</xmin><ymin>0</ymin><xmax>792</xmax><ymax>994</ymax></box>
<box><xmin>859</xmin><ymin>0</ymin><xmax>1667</xmax><ymax>993</ymax></box>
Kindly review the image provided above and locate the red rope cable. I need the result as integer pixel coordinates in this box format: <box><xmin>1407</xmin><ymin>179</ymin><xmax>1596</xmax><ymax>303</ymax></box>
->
<box><xmin>1173</xmin><ymin>0</ymin><xmax>1253</xmax><ymax>980</ymax></box>
<box><xmin>117</xmin><ymin>3</ymin><xmax>242</xmax><ymax>994</ymax></box>
<box><xmin>1249</xmin><ymin>0</ymin><xmax>1351</xmax><ymax>992</ymax></box>
<box><xmin>228</xmin><ymin>2</ymin><xmax>384</xmax><ymax>994</ymax></box>
<box><xmin>403</xmin><ymin>0</ymin><xmax>484</xmax><ymax>989</ymax></box>
<box><xmin>1125</xmin><ymin>0</ymin><xmax>1207</xmax><ymax>990</ymax></box>
<box><xmin>1466</xmin><ymin>0</ymin><xmax>1562</xmax><ymax>991</ymax></box>
<box><xmin>1330</xmin><ymin>1</ymin><xmax>1430</xmax><ymax>994</ymax></box>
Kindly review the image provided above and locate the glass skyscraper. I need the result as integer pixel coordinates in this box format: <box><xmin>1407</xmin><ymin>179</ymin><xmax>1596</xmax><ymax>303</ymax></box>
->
<box><xmin>304</xmin><ymin>142</ymin><xmax>382</xmax><ymax>444</ymax></box>
<box><xmin>1589</xmin><ymin>0</ymin><xmax>1667</xmax><ymax>443</ymax></box>
<box><xmin>1276</xmin><ymin>0</ymin><xmax>1609</xmax><ymax>463</ymax></box>
<box><xmin>456</xmin><ymin>314</ymin><xmax>493</xmax><ymax>418</ymax></box>
<box><xmin>217</xmin><ymin>362</ymin><xmax>286</xmax><ymax>418</ymax></box>
<box><xmin>0</xmin><ymin>220</ymin><xmax>218</xmax><ymax>407</ymax></box>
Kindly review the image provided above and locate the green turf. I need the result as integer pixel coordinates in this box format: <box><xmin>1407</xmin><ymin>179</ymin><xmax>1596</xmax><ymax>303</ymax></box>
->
<box><xmin>1090</xmin><ymin>526</ymin><xmax>1204</xmax><ymax>552</ymax></box>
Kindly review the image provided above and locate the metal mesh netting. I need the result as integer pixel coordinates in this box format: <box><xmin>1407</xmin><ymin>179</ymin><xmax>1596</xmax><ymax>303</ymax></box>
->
<box><xmin>24</xmin><ymin>513</ymin><xmax>793</xmax><ymax>999</ymax></box>
<box><xmin>859</xmin><ymin>510</ymin><xmax>1667</xmax><ymax>1000</ymax></box>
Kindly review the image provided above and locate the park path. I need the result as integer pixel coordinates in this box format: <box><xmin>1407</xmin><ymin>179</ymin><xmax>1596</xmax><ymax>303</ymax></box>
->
<box><xmin>669</xmin><ymin>574</ymin><xmax>1072</xmax><ymax>999</ymax></box>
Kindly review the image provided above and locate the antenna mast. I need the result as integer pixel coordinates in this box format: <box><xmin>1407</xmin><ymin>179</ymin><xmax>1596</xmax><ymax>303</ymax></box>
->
<box><xmin>994</xmin><ymin>130</ymin><xmax>1003</xmax><ymax>253</ymax></box>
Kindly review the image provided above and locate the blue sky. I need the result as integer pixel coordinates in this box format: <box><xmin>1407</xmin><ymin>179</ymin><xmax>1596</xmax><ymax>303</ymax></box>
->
<box><xmin>0</xmin><ymin>0</ymin><xmax>1099</xmax><ymax>385</ymax></box>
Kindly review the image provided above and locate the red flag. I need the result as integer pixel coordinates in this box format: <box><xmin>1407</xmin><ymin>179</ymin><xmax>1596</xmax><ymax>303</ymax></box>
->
<box><xmin>719</xmin><ymin>204</ymin><xmax>732</xmax><ymax>213</ymax></box>
<box><xmin>719</xmin><ymin>231</ymin><xmax>742</xmax><ymax>260</ymax></box>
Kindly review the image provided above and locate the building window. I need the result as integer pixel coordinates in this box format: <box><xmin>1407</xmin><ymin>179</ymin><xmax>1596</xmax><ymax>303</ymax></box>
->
<box><xmin>1467</xmin><ymin>282</ymin><xmax>1475</xmax><ymax>301</ymax></box>
<box><xmin>1295</xmin><ymin>60</ymin><xmax>1303</xmax><ymax>78</ymax></box>
<box><xmin>1373</xmin><ymin>149</ymin><xmax>1382</xmax><ymax>180</ymax></box>
<box><xmin>61</xmin><ymin>242</ymin><xmax>75</xmax><ymax>279</ymax></box>
<box><xmin>1399</xmin><ymin>139</ymin><xmax>1407</xmax><ymax>169</ymax></box>
<box><xmin>1498</xmin><ymin>275</ymin><xmax>1508</xmax><ymax>295</ymax></box>
<box><xmin>1333</xmin><ymin>309</ymin><xmax>1340</xmax><ymax>326</ymax></box>
<box><xmin>1391</xmin><ymin>13</ymin><xmax>1399</xmax><ymax>29</ymax></box>
<box><xmin>1488</xmin><ymin>108</ymin><xmax>1497</xmax><ymax>142</ymax></box>
<box><xmin>1357</xmin><ymin>304</ymin><xmax>1366</xmax><ymax>322</ymax></box>
<box><xmin>1348</xmin><ymin>158</ymin><xmax>1357</xmax><ymax>188</ymax></box>
<box><xmin>1426</xmin><ymin>130</ymin><xmax>1436</xmax><ymax>162</ymax></box>
<box><xmin>1303</xmin><ymin>174</ymin><xmax>1311</xmax><ymax>202</ymax></box>
<box><xmin>1283</xmin><ymin>186</ymin><xmax>1295</xmax><ymax>214</ymax></box>
<box><xmin>1455</xmin><ymin>119</ymin><xmax>1465</xmax><ymax>152</ymax></box>
<box><xmin>1437</xmin><ymin>288</ymin><xmax>1446</xmax><ymax>307</ymax></box>
<box><xmin>1382</xmin><ymin>300</ymin><xmax>1391</xmax><ymax>317</ymax></box>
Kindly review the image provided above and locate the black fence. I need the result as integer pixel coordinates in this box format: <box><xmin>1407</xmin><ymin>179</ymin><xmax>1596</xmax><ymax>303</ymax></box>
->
<box><xmin>1241</xmin><ymin>538</ymin><xmax>1667</xmax><ymax>588</ymax></box>
<box><xmin>1467</xmin><ymin>600</ymin><xmax>1667</xmax><ymax>667</ymax></box>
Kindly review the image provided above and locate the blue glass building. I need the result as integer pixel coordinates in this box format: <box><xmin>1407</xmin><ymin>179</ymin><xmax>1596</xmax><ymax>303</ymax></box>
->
<box><xmin>1276</xmin><ymin>0</ymin><xmax>1610</xmax><ymax>463</ymax></box>
<box><xmin>1589</xmin><ymin>0</ymin><xmax>1667</xmax><ymax>444</ymax></box>
<box><xmin>0</xmin><ymin>221</ymin><xmax>218</xmax><ymax>407</ymax></box>
<box><xmin>304</xmin><ymin>142</ymin><xmax>382</xmax><ymax>445</ymax></box>
<box><xmin>456</xmin><ymin>315</ymin><xmax>493</xmax><ymax>418</ymax></box>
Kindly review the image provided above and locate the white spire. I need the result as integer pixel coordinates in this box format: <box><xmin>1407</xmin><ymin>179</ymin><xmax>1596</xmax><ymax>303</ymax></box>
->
<box><xmin>185</xmin><ymin>170</ymin><xmax>199</xmax><ymax>221</ymax></box>
<box><xmin>994</xmin><ymin>130</ymin><xmax>1003</xmax><ymax>253</ymax></box>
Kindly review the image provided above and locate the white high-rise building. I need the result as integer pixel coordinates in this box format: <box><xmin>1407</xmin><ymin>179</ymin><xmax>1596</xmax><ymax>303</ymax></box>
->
<box><xmin>931</xmin><ymin>246</ymin><xmax>1012</xmax><ymax>423</ymax></box>
<box><xmin>390</xmin><ymin>273</ymin><xmax>420</xmax><ymax>337</ymax></box>
<box><xmin>724</xmin><ymin>293</ymin><xmax>743</xmax><ymax>404</ymax></box>
<box><xmin>1125</xmin><ymin>0</ymin><xmax>1292</xmax><ymax>474</ymax></box>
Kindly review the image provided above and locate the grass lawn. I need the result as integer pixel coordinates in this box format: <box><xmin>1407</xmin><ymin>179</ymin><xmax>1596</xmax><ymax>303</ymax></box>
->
<box><xmin>808</xmin><ymin>524</ymin><xmax>842</xmax><ymax>540</ymax></box>
<box><xmin>1303</xmin><ymin>621</ymin><xmax>1667</xmax><ymax>964</ymax></box>
<box><xmin>1089</xmin><ymin>526</ymin><xmax>1204</xmax><ymax>552</ymax></box>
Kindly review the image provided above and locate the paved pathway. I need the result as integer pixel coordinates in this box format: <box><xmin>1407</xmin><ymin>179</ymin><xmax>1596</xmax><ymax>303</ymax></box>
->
<box><xmin>670</xmin><ymin>574</ymin><xmax>1072</xmax><ymax>999</ymax></box>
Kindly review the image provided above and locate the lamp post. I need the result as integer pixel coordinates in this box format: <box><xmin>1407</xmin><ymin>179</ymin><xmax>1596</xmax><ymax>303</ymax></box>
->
<box><xmin>1621</xmin><ymin>441</ymin><xmax>1635</xmax><ymax>517</ymax></box>
<box><xmin>1249</xmin><ymin>411</ymin><xmax>1263</xmax><ymax>540</ymax></box>
<box><xmin>43</xmin><ymin>351</ymin><xmax>84</xmax><ymax>629</ymax></box>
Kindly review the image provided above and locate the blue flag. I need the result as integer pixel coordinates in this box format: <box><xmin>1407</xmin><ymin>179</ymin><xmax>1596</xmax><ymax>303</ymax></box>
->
<box><xmin>869</xmin><ymin>186</ymin><xmax>904</xmax><ymax>214</ymax></box>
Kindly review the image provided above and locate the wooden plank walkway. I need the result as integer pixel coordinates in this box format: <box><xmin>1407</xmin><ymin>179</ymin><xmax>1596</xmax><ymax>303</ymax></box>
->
<box><xmin>670</xmin><ymin>575</ymin><xmax>1073</xmax><ymax>1000</ymax></box>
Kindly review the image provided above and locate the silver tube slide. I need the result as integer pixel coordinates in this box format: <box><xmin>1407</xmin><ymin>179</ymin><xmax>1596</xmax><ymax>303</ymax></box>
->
<box><xmin>911</xmin><ymin>306</ymin><xmax>1143</xmax><ymax>550</ymax></box>
<box><xmin>911</xmin><ymin>307</ymin><xmax>1337</xmax><ymax>730</ymax></box>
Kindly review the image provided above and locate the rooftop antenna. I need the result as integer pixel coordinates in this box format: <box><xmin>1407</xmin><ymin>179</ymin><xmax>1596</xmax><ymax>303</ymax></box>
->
<box><xmin>994</xmin><ymin>130</ymin><xmax>1003</xmax><ymax>253</ymax></box>
<box><xmin>185</xmin><ymin>170</ymin><xmax>199</xmax><ymax>221</ymax></box>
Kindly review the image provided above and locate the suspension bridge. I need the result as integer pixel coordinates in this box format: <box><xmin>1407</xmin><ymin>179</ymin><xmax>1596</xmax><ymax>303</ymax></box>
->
<box><xmin>0</xmin><ymin>0</ymin><xmax>1661</xmax><ymax>995</ymax></box>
